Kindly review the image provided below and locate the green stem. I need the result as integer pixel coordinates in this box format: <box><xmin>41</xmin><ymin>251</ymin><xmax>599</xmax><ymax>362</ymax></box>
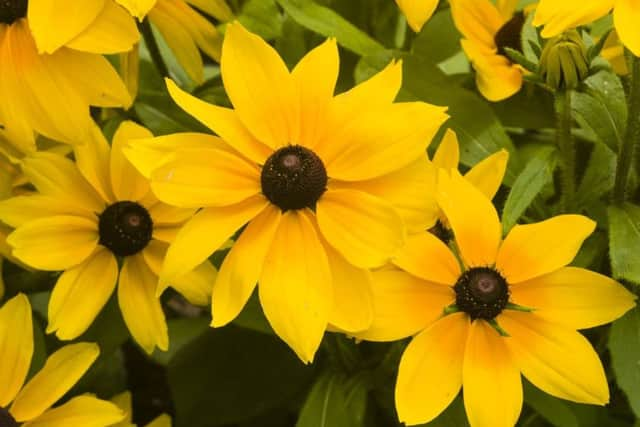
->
<box><xmin>614</xmin><ymin>54</ymin><xmax>640</xmax><ymax>204</ymax></box>
<box><xmin>138</xmin><ymin>19</ymin><xmax>169</xmax><ymax>79</ymax></box>
<box><xmin>555</xmin><ymin>89</ymin><xmax>576</xmax><ymax>212</ymax></box>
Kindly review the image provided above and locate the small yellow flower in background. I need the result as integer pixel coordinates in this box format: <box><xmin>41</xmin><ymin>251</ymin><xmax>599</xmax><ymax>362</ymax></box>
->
<box><xmin>601</xmin><ymin>30</ymin><xmax>628</xmax><ymax>75</ymax></box>
<box><xmin>110</xmin><ymin>391</ymin><xmax>171</xmax><ymax>427</ymax></box>
<box><xmin>534</xmin><ymin>1</ymin><xmax>640</xmax><ymax>57</ymax></box>
<box><xmin>394</xmin><ymin>0</ymin><xmax>439</xmax><ymax>33</ymax></box>
<box><xmin>428</xmin><ymin>128</ymin><xmax>508</xmax><ymax>238</ymax></box>
<box><xmin>0</xmin><ymin>294</ymin><xmax>125</xmax><ymax>426</ymax></box>
<box><xmin>0</xmin><ymin>121</ymin><xmax>217</xmax><ymax>354</ymax></box>
<box><xmin>358</xmin><ymin>171</ymin><xmax>636</xmax><ymax>427</ymax></box>
<box><xmin>118</xmin><ymin>0</ymin><xmax>234</xmax><ymax>84</ymax></box>
<box><xmin>449</xmin><ymin>0</ymin><xmax>525</xmax><ymax>101</ymax></box>
<box><xmin>124</xmin><ymin>22</ymin><xmax>448</xmax><ymax>363</ymax></box>
<box><xmin>0</xmin><ymin>0</ymin><xmax>137</xmax><ymax>153</ymax></box>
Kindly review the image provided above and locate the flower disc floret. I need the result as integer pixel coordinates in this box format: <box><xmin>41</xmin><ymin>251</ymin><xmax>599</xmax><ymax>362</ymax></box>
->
<box><xmin>0</xmin><ymin>407</ymin><xmax>18</xmax><ymax>427</ymax></box>
<box><xmin>454</xmin><ymin>267</ymin><xmax>510</xmax><ymax>319</ymax></box>
<box><xmin>494</xmin><ymin>12</ymin><xmax>525</xmax><ymax>58</ymax></box>
<box><xmin>0</xmin><ymin>0</ymin><xmax>27</xmax><ymax>24</ymax></box>
<box><xmin>261</xmin><ymin>145</ymin><xmax>328</xmax><ymax>211</ymax></box>
<box><xmin>98</xmin><ymin>201</ymin><xmax>153</xmax><ymax>257</ymax></box>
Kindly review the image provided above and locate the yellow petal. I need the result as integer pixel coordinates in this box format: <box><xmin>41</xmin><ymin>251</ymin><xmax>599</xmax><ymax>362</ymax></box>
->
<box><xmin>432</xmin><ymin>129</ymin><xmax>460</xmax><ymax>171</ymax></box>
<box><xmin>150</xmin><ymin>148</ymin><xmax>261</xmax><ymax>208</ymax></box>
<box><xmin>147</xmin><ymin>202</ymin><xmax>195</xmax><ymax>226</ymax></box>
<box><xmin>8</xmin><ymin>216</ymin><xmax>99</xmax><ymax>271</ymax></box>
<box><xmin>212</xmin><ymin>205</ymin><xmax>281</xmax><ymax>327</ymax></box>
<box><xmin>74</xmin><ymin>124</ymin><xmax>115</xmax><ymax>203</ymax></box>
<box><xmin>259</xmin><ymin>210</ymin><xmax>332</xmax><ymax>363</ymax></box>
<box><xmin>464</xmin><ymin>149</ymin><xmax>508</xmax><ymax>200</ymax></box>
<box><xmin>22</xmin><ymin>152</ymin><xmax>105</xmax><ymax>214</ymax></box>
<box><xmin>291</xmin><ymin>38</ymin><xmax>338</xmax><ymax>148</ymax></box>
<box><xmin>0</xmin><ymin>195</ymin><xmax>82</xmax><ymax>228</ymax></box>
<box><xmin>496</xmin><ymin>0</ymin><xmax>518</xmax><ymax>20</ymax></box>
<box><xmin>613</xmin><ymin>0</ymin><xmax>640</xmax><ymax>57</ymax></box>
<box><xmin>109</xmin><ymin>391</ymin><xmax>132</xmax><ymax>424</ymax></box>
<box><xmin>165</xmin><ymin>79</ymin><xmax>272</xmax><ymax>164</ymax></box>
<box><xmin>393</xmin><ymin>232</ymin><xmax>461</xmax><ymax>285</ymax></box>
<box><xmin>186</xmin><ymin>0</ymin><xmax>233</xmax><ymax>21</ymax></box>
<box><xmin>47</xmin><ymin>249</ymin><xmax>118</xmax><ymax>340</ymax></box>
<box><xmin>463</xmin><ymin>319</ymin><xmax>522</xmax><ymax>427</ymax></box>
<box><xmin>27</xmin><ymin>0</ymin><xmax>105</xmax><ymax>54</ymax></box>
<box><xmin>0</xmin><ymin>294</ymin><xmax>33</xmax><ymax>407</ymax></box>
<box><xmin>22</xmin><ymin>395</ymin><xmax>125</xmax><ymax>427</ymax></box>
<box><xmin>176</xmin><ymin>1</ymin><xmax>222</xmax><ymax>62</ymax></box>
<box><xmin>449</xmin><ymin>0</ymin><xmax>503</xmax><ymax>46</ymax></box>
<box><xmin>145</xmin><ymin>414</ymin><xmax>172</xmax><ymax>427</ymax></box>
<box><xmin>356</xmin><ymin>267</ymin><xmax>455</xmax><ymax>342</ymax></box>
<box><xmin>396</xmin><ymin>0</ymin><xmax>438</xmax><ymax>32</ymax></box>
<box><xmin>161</xmin><ymin>195</ymin><xmax>268</xmax><ymax>282</ymax></box>
<box><xmin>331</xmin><ymin>156</ymin><xmax>439</xmax><ymax>233</ymax></box>
<box><xmin>169</xmin><ymin>260</ymin><xmax>217</xmax><ymax>306</ymax></box>
<box><xmin>325</xmin><ymin>243</ymin><xmax>374</xmax><ymax>333</ymax></box>
<box><xmin>11</xmin><ymin>343</ymin><xmax>100</xmax><ymax>422</ymax></box>
<box><xmin>221</xmin><ymin>22</ymin><xmax>297</xmax><ymax>149</ymax></box>
<box><xmin>396</xmin><ymin>313</ymin><xmax>468</xmax><ymax>425</ymax></box>
<box><xmin>115</xmin><ymin>0</ymin><xmax>157</xmax><ymax>20</ymax></box>
<box><xmin>321</xmin><ymin>102</ymin><xmax>448</xmax><ymax>181</ymax></box>
<box><xmin>533</xmin><ymin>0</ymin><xmax>614</xmax><ymax>38</ymax></box>
<box><xmin>316</xmin><ymin>189</ymin><xmax>405</xmax><ymax>269</ymax></box>
<box><xmin>510</xmin><ymin>267</ymin><xmax>636</xmax><ymax>329</ymax></box>
<box><xmin>496</xmin><ymin>215</ymin><xmax>595</xmax><ymax>284</ymax></box>
<box><xmin>118</xmin><ymin>254</ymin><xmax>169</xmax><ymax>354</ymax></box>
<box><xmin>111</xmin><ymin>121</ymin><xmax>153</xmax><ymax>201</ymax></box>
<box><xmin>65</xmin><ymin>0</ymin><xmax>140</xmax><ymax>54</ymax></box>
<box><xmin>437</xmin><ymin>170</ymin><xmax>501</xmax><ymax>268</ymax></box>
<box><xmin>500</xmin><ymin>311</ymin><xmax>609</xmax><ymax>404</ymax></box>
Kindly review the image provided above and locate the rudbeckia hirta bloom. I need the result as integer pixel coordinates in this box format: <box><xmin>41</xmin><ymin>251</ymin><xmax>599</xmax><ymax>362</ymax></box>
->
<box><xmin>0</xmin><ymin>122</ymin><xmax>217</xmax><ymax>354</ymax></box>
<box><xmin>358</xmin><ymin>171</ymin><xmax>636</xmax><ymax>427</ymax></box>
<box><xmin>449</xmin><ymin>0</ymin><xmax>525</xmax><ymax>101</ymax></box>
<box><xmin>118</xmin><ymin>0</ymin><xmax>233</xmax><ymax>84</ymax></box>
<box><xmin>534</xmin><ymin>1</ymin><xmax>640</xmax><ymax>57</ymax></box>
<box><xmin>0</xmin><ymin>0</ymin><xmax>137</xmax><ymax>153</ymax></box>
<box><xmin>110</xmin><ymin>391</ymin><xmax>171</xmax><ymax>427</ymax></box>
<box><xmin>0</xmin><ymin>294</ymin><xmax>125</xmax><ymax>426</ymax></box>
<box><xmin>124</xmin><ymin>22</ymin><xmax>448</xmax><ymax>362</ymax></box>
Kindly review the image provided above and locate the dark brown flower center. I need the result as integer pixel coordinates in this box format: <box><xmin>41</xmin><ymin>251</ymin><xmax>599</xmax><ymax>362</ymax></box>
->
<box><xmin>261</xmin><ymin>145</ymin><xmax>327</xmax><ymax>211</ymax></box>
<box><xmin>454</xmin><ymin>267</ymin><xmax>509</xmax><ymax>319</ymax></box>
<box><xmin>494</xmin><ymin>12</ymin><xmax>525</xmax><ymax>58</ymax></box>
<box><xmin>0</xmin><ymin>0</ymin><xmax>27</xmax><ymax>24</ymax></box>
<box><xmin>98</xmin><ymin>201</ymin><xmax>153</xmax><ymax>257</ymax></box>
<box><xmin>0</xmin><ymin>407</ymin><xmax>18</xmax><ymax>427</ymax></box>
<box><xmin>429</xmin><ymin>220</ymin><xmax>452</xmax><ymax>243</ymax></box>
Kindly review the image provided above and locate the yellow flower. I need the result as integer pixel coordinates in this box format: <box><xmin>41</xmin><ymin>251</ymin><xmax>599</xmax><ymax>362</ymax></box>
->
<box><xmin>429</xmin><ymin>128</ymin><xmax>508</xmax><ymax>237</ymax></box>
<box><xmin>0</xmin><ymin>0</ymin><xmax>138</xmax><ymax>153</ymax></box>
<box><xmin>449</xmin><ymin>0</ymin><xmax>524</xmax><ymax>101</ymax></box>
<box><xmin>0</xmin><ymin>122</ymin><xmax>218</xmax><ymax>354</ymax></box>
<box><xmin>118</xmin><ymin>0</ymin><xmax>233</xmax><ymax>84</ymax></box>
<box><xmin>109</xmin><ymin>391</ymin><xmax>171</xmax><ymax>427</ymax></box>
<box><xmin>534</xmin><ymin>1</ymin><xmax>640</xmax><ymax>57</ymax></box>
<box><xmin>124</xmin><ymin>22</ymin><xmax>448</xmax><ymax>362</ymax></box>
<box><xmin>395</xmin><ymin>0</ymin><xmax>439</xmax><ymax>32</ymax></box>
<box><xmin>0</xmin><ymin>294</ymin><xmax>125</xmax><ymax>426</ymax></box>
<box><xmin>358</xmin><ymin>171</ymin><xmax>636</xmax><ymax>427</ymax></box>
<box><xmin>601</xmin><ymin>30</ymin><xmax>629</xmax><ymax>75</ymax></box>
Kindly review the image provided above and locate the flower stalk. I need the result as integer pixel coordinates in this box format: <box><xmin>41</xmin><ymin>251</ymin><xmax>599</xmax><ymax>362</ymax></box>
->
<box><xmin>555</xmin><ymin>89</ymin><xmax>576</xmax><ymax>212</ymax></box>
<box><xmin>614</xmin><ymin>54</ymin><xmax>640</xmax><ymax>204</ymax></box>
<box><xmin>139</xmin><ymin>19</ymin><xmax>169</xmax><ymax>79</ymax></box>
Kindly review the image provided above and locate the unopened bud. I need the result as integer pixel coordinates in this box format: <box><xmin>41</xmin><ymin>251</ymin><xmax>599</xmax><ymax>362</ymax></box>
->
<box><xmin>539</xmin><ymin>30</ymin><xmax>589</xmax><ymax>90</ymax></box>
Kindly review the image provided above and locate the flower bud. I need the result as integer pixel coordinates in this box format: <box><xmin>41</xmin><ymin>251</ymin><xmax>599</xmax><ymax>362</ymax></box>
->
<box><xmin>539</xmin><ymin>30</ymin><xmax>589</xmax><ymax>90</ymax></box>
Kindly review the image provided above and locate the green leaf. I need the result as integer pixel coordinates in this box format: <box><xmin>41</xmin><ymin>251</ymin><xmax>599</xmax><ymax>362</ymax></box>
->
<box><xmin>238</xmin><ymin>0</ymin><xmax>283</xmax><ymax>40</ymax></box>
<box><xmin>411</xmin><ymin>10</ymin><xmax>461</xmax><ymax>65</ymax></box>
<box><xmin>296</xmin><ymin>371</ymin><xmax>367</xmax><ymax>427</ymax></box>
<box><xmin>275</xmin><ymin>0</ymin><xmax>386</xmax><ymax>56</ymax></box>
<box><xmin>153</xmin><ymin>316</ymin><xmax>210</xmax><ymax>366</ymax></box>
<box><xmin>502</xmin><ymin>147</ymin><xmax>555</xmax><ymax>233</ymax></box>
<box><xmin>608</xmin><ymin>203</ymin><xmax>640</xmax><ymax>284</ymax></box>
<box><xmin>609</xmin><ymin>307</ymin><xmax>640</xmax><ymax>418</ymax></box>
<box><xmin>572</xmin><ymin>70</ymin><xmax>627</xmax><ymax>151</ymax></box>
<box><xmin>168</xmin><ymin>326</ymin><xmax>314</xmax><ymax>426</ymax></box>
<box><xmin>575</xmin><ymin>142</ymin><xmax>616</xmax><ymax>208</ymax></box>
<box><xmin>421</xmin><ymin>394</ymin><xmax>469</xmax><ymax>427</ymax></box>
<box><xmin>523</xmin><ymin>381</ymin><xmax>579</xmax><ymax>427</ymax></box>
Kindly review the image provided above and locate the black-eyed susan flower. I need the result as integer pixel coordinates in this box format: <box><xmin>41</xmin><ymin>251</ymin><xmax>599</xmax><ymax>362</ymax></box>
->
<box><xmin>449</xmin><ymin>0</ymin><xmax>525</xmax><ymax>101</ymax></box>
<box><xmin>428</xmin><ymin>128</ymin><xmax>508</xmax><ymax>240</ymax></box>
<box><xmin>395</xmin><ymin>0</ymin><xmax>438</xmax><ymax>32</ymax></box>
<box><xmin>0</xmin><ymin>0</ymin><xmax>137</xmax><ymax>153</ymax></box>
<box><xmin>534</xmin><ymin>1</ymin><xmax>640</xmax><ymax>57</ymax></box>
<box><xmin>0</xmin><ymin>122</ymin><xmax>217</xmax><ymax>354</ymax></box>
<box><xmin>358</xmin><ymin>171</ymin><xmax>636</xmax><ymax>427</ymax></box>
<box><xmin>118</xmin><ymin>0</ymin><xmax>233</xmax><ymax>84</ymax></box>
<box><xmin>0</xmin><ymin>294</ymin><xmax>125</xmax><ymax>426</ymax></box>
<box><xmin>110</xmin><ymin>391</ymin><xmax>171</xmax><ymax>427</ymax></box>
<box><xmin>124</xmin><ymin>22</ymin><xmax>448</xmax><ymax>362</ymax></box>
